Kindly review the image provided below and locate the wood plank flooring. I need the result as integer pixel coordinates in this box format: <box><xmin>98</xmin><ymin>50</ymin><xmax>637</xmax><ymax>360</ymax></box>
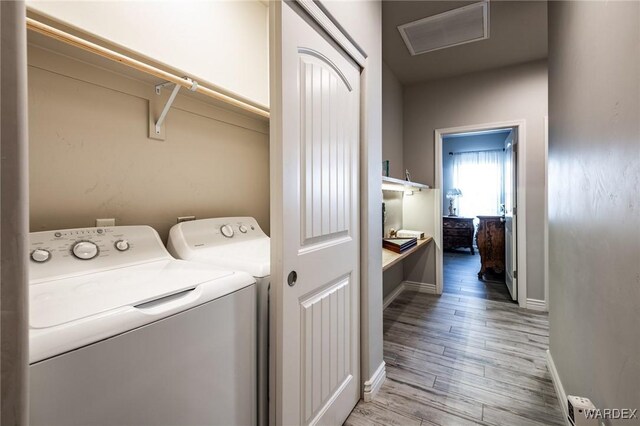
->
<box><xmin>345</xmin><ymin>256</ymin><xmax>564</xmax><ymax>425</ymax></box>
<box><xmin>443</xmin><ymin>250</ymin><xmax>513</xmax><ymax>302</ymax></box>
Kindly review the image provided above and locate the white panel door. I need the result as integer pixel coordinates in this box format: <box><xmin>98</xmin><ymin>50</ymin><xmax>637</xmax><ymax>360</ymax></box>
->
<box><xmin>270</xmin><ymin>2</ymin><xmax>361</xmax><ymax>426</ymax></box>
<box><xmin>504</xmin><ymin>130</ymin><xmax>518</xmax><ymax>301</ymax></box>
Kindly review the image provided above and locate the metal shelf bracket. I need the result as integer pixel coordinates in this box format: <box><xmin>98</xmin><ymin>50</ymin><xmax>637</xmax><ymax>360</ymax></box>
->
<box><xmin>154</xmin><ymin>77</ymin><xmax>199</xmax><ymax>134</ymax></box>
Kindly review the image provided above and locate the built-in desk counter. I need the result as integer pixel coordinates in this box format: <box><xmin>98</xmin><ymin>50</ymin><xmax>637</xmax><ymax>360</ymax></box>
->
<box><xmin>382</xmin><ymin>237</ymin><xmax>433</xmax><ymax>271</ymax></box>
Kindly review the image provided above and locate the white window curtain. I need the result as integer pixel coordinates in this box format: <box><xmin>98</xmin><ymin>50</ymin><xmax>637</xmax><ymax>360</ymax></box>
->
<box><xmin>452</xmin><ymin>150</ymin><xmax>503</xmax><ymax>217</ymax></box>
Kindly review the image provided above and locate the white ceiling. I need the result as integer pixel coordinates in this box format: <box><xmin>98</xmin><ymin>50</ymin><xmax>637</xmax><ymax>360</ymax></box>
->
<box><xmin>383</xmin><ymin>1</ymin><xmax>548</xmax><ymax>85</ymax></box>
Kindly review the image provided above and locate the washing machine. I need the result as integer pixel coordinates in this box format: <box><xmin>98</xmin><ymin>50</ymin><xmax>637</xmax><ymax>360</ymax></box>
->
<box><xmin>28</xmin><ymin>225</ymin><xmax>257</xmax><ymax>426</ymax></box>
<box><xmin>167</xmin><ymin>217</ymin><xmax>270</xmax><ymax>426</ymax></box>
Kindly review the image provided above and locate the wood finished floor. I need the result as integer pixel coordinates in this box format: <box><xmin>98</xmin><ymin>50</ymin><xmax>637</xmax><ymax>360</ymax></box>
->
<box><xmin>345</xmin><ymin>254</ymin><xmax>564</xmax><ymax>426</ymax></box>
<box><xmin>443</xmin><ymin>250</ymin><xmax>514</xmax><ymax>303</ymax></box>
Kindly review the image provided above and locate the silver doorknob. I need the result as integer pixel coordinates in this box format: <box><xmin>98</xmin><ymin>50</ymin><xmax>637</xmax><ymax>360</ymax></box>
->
<box><xmin>287</xmin><ymin>271</ymin><xmax>297</xmax><ymax>287</ymax></box>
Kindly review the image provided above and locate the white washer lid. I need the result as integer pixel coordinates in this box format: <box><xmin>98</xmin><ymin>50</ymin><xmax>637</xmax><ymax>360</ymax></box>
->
<box><xmin>182</xmin><ymin>238</ymin><xmax>270</xmax><ymax>278</ymax></box>
<box><xmin>30</xmin><ymin>259</ymin><xmax>235</xmax><ymax>329</ymax></box>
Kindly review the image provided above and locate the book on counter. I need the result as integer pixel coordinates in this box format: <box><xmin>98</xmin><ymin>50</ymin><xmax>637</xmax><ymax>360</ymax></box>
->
<box><xmin>396</xmin><ymin>229</ymin><xmax>425</xmax><ymax>239</ymax></box>
<box><xmin>382</xmin><ymin>237</ymin><xmax>417</xmax><ymax>253</ymax></box>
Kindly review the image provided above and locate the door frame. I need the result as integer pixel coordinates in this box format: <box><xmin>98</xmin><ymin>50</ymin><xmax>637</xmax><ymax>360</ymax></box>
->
<box><xmin>1</xmin><ymin>1</ymin><xmax>31</xmax><ymax>423</ymax></box>
<box><xmin>435</xmin><ymin>119</ymin><xmax>528</xmax><ymax>308</ymax></box>
<box><xmin>544</xmin><ymin>116</ymin><xmax>549</xmax><ymax>311</ymax></box>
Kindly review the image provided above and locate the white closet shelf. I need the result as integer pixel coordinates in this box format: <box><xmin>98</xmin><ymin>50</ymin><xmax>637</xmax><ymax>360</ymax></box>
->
<box><xmin>26</xmin><ymin>16</ymin><xmax>270</xmax><ymax>121</ymax></box>
<box><xmin>382</xmin><ymin>176</ymin><xmax>430</xmax><ymax>192</ymax></box>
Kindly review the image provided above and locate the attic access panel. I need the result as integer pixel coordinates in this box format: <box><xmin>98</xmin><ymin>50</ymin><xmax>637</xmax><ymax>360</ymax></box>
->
<box><xmin>398</xmin><ymin>1</ymin><xmax>490</xmax><ymax>56</ymax></box>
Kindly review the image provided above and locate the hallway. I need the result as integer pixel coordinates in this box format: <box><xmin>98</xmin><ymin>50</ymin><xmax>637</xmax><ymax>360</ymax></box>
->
<box><xmin>345</xmin><ymin>288</ymin><xmax>564</xmax><ymax>425</ymax></box>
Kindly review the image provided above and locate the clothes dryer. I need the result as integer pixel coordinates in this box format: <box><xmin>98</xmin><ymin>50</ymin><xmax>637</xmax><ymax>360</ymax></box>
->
<box><xmin>168</xmin><ymin>217</ymin><xmax>270</xmax><ymax>426</ymax></box>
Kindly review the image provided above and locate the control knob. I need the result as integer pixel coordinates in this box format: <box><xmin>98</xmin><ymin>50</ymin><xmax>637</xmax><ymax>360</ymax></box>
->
<box><xmin>31</xmin><ymin>249</ymin><xmax>51</xmax><ymax>263</ymax></box>
<box><xmin>115</xmin><ymin>240</ymin><xmax>130</xmax><ymax>251</ymax></box>
<box><xmin>220</xmin><ymin>224</ymin><xmax>234</xmax><ymax>238</ymax></box>
<box><xmin>72</xmin><ymin>241</ymin><xmax>99</xmax><ymax>260</ymax></box>
<box><xmin>239</xmin><ymin>225</ymin><xmax>248</xmax><ymax>233</ymax></box>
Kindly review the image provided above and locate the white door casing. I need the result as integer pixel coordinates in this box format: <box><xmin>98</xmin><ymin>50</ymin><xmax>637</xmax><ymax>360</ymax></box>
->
<box><xmin>270</xmin><ymin>2</ymin><xmax>361</xmax><ymax>425</ymax></box>
<box><xmin>434</xmin><ymin>120</ymin><xmax>527</xmax><ymax>307</ymax></box>
<box><xmin>504</xmin><ymin>130</ymin><xmax>517</xmax><ymax>301</ymax></box>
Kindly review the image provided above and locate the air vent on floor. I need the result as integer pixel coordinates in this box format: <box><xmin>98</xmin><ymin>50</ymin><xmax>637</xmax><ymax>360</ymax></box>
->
<box><xmin>398</xmin><ymin>1</ymin><xmax>490</xmax><ymax>56</ymax></box>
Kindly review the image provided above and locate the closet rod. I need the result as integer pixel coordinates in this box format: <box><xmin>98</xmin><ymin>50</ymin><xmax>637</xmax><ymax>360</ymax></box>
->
<box><xmin>26</xmin><ymin>17</ymin><xmax>270</xmax><ymax>119</ymax></box>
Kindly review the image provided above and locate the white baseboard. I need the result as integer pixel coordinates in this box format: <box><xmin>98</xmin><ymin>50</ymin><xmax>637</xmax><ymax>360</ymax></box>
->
<box><xmin>383</xmin><ymin>281</ymin><xmax>438</xmax><ymax>310</ymax></box>
<box><xmin>383</xmin><ymin>283</ymin><xmax>406</xmax><ymax>310</ymax></box>
<box><xmin>403</xmin><ymin>280</ymin><xmax>437</xmax><ymax>294</ymax></box>
<box><xmin>363</xmin><ymin>361</ymin><xmax>386</xmax><ymax>402</ymax></box>
<box><xmin>546</xmin><ymin>350</ymin><xmax>569</xmax><ymax>425</ymax></box>
<box><xmin>526</xmin><ymin>298</ymin><xmax>547</xmax><ymax>312</ymax></box>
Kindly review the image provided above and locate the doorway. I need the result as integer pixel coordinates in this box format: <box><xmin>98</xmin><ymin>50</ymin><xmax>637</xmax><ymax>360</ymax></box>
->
<box><xmin>435</xmin><ymin>120</ymin><xmax>527</xmax><ymax>307</ymax></box>
<box><xmin>442</xmin><ymin>128</ymin><xmax>513</xmax><ymax>301</ymax></box>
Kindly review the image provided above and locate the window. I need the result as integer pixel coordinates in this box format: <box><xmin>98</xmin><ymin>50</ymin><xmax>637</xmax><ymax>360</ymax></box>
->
<box><xmin>452</xmin><ymin>150</ymin><xmax>503</xmax><ymax>217</ymax></box>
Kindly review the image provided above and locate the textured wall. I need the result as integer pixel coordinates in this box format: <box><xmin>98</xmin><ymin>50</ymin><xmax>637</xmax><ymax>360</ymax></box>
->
<box><xmin>548</xmin><ymin>1</ymin><xmax>640</xmax><ymax>417</ymax></box>
<box><xmin>382</xmin><ymin>190</ymin><xmax>403</xmax><ymax>299</ymax></box>
<box><xmin>403</xmin><ymin>60</ymin><xmax>548</xmax><ymax>300</ymax></box>
<box><xmin>381</xmin><ymin>62</ymin><xmax>404</xmax><ymax>303</ymax></box>
<box><xmin>28</xmin><ymin>45</ymin><xmax>270</xmax><ymax>242</ymax></box>
<box><xmin>382</xmin><ymin>61</ymin><xmax>403</xmax><ymax>180</ymax></box>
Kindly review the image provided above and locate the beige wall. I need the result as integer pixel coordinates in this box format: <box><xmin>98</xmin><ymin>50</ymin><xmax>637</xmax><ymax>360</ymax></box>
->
<box><xmin>27</xmin><ymin>0</ymin><xmax>270</xmax><ymax>107</ymax></box>
<box><xmin>382</xmin><ymin>264</ymin><xmax>403</xmax><ymax>300</ymax></box>
<box><xmin>381</xmin><ymin>61</ymin><xmax>404</xmax><ymax>302</ymax></box>
<box><xmin>382</xmin><ymin>190</ymin><xmax>403</xmax><ymax>299</ymax></box>
<box><xmin>382</xmin><ymin>62</ymin><xmax>404</xmax><ymax>297</ymax></box>
<box><xmin>549</xmin><ymin>1</ymin><xmax>640</xmax><ymax>415</ymax></box>
<box><xmin>403</xmin><ymin>60</ymin><xmax>548</xmax><ymax>300</ymax></box>
<box><xmin>382</xmin><ymin>61</ymin><xmax>403</xmax><ymax>180</ymax></box>
<box><xmin>28</xmin><ymin>45</ymin><xmax>270</xmax><ymax>242</ymax></box>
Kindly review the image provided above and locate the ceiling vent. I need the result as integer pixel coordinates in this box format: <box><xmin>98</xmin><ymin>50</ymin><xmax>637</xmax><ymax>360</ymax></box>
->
<box><xmin>398</xmin><ymin>1</ymin><xmax>490</xmax><ymax>56</ymax></box>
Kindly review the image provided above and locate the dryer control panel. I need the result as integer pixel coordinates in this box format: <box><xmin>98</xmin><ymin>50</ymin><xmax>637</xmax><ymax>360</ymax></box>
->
<box><xmin>29</xmin><ymin>226</ymin><xmax>170</xmax><ymax>282</ymax></box>
<box><xmin>169</xmin><ymin>217</ymin><xmax>267</xmax><ymax>250</ymax></box>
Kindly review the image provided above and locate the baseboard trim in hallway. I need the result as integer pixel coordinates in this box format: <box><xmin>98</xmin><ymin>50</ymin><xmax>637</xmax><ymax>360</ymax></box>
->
<box><xmin>362</xmin><ymin>361</ymin><xmax>386</xmax><ymax>402</ymax></box>
<box><xmin>383</xmin><ymin>281</ymin><xmax>437</xmax><ymax>310</ymax></box>
<box><xmin>403</xmin><ymin>280</ymin><xmax>437</xmax><ymax>294</ymax></box>
<box><xmin>527</xmin><ymin>298</ymin><xmax>547</xmax><ymax>312</ymax></box>
<box><xmin>383</xmin><ymin>283</ymin><xmax>406</xmax><ymax>310</ymax></box>
<box><xmin>546</xmin><ymin>349</ymin><xmax>570</xmax><ymax>425</ymax></box>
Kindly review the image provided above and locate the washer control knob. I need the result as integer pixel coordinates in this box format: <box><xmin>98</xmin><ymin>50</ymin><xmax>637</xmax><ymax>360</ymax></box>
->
<box><xmin>115</xmin><ymin>240</ymin><xmax>130</xmax><ymax>251</ymax></box>
<box><xmin>220</xmin><ymin>224</ymin><xmax>234</xmax><ymax>238</ymax></box>
<box><xmin>72</xmin><ymin>241</ymin><xmax>99</xmax><ymax>260</ymax></box>
<box><xmin>239</xmin><ymin>225</ymin><xmax>248</xmax><ymax>234</ymax></box>
<box><xmin>31</xmin><ymin>249</ymin><xmax>51</xmax><ymax>263</ymax></box>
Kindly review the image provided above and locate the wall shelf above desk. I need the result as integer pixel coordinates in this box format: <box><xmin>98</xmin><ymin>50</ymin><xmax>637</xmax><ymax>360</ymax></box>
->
<box><xmin>382</xmin><ymin>237</ymin><xmax>432</xmax><ymax>271</ymax></box>
<box><xmin>382</xmin><ymin>176</ymin><xmax>430</xmax><ymax>192</ymax></box>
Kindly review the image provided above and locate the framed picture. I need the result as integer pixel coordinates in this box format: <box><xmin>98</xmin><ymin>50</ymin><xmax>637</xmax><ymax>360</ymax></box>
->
<box><xmin>382</xmin><ymin>160</ymin><xmax>390</xmax><ymax>177</ymax></box>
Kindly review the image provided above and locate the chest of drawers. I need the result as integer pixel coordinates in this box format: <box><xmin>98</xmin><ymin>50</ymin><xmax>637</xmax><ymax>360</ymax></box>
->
<box><xmin>443</xmin><ymin>217</ymin><xmax>475</xmax><ymax>254</ymax></box>
<box><xmin>476</xmin><ymin>215</ymin><xmax>505</xmax><ymax>279</ymax></box>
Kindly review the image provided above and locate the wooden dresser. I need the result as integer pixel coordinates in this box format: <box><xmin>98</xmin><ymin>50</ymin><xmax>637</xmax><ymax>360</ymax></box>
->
<box><xmin>476</xmin><ymin>215</ymin><xmax>505</xmax><ymax>279</ymax></box>
<box><xmin>443</xmin><ymin>217</ymin><xmax>475</xmax><ymax>254</ymax></box>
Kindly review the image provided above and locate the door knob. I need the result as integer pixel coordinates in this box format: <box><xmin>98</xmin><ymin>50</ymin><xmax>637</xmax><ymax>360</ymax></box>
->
<box><xmin>287</xmin><ymin>271</ymin><xmax>298</xmax><ymax>287</ymax></box>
